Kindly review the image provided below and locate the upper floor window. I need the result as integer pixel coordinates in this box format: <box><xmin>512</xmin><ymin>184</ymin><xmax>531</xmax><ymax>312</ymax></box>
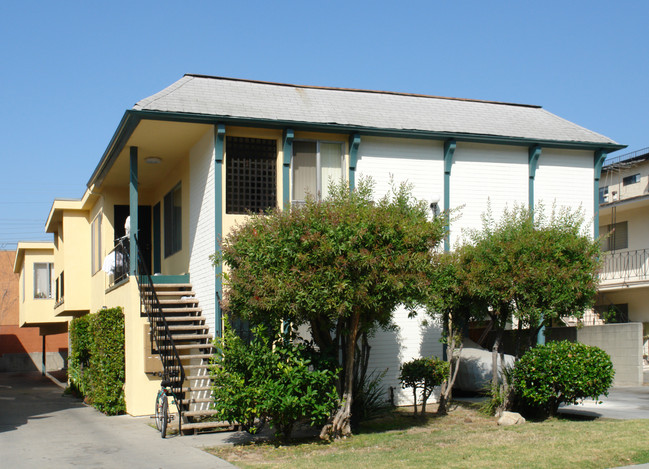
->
<box><xmin>91</xmin><ymin>213</ymin><xmax>102</xmax><ymax>274</ymax></box>
<box><xmin>226</xmin><ymin>137</ymin><xmax>277</xmax><ymax>214</ymax></box>
<box><xmin>164</xmin><ymin>183</ymin><xmax>182</xmax><ymax>257</ymax></box>
<box><xmin>33</xmin><ymin>262</ymin><xmax>53</xmax><ymax>299</ymax></box>
<box><xmin>622</xmin><ymin>173</ymin><xmax>640</xmax><ymax>186</ymax></box>
<box><xmin>600</xmin><ymin>221</ymin><xmax>628</xmax><ymax>252</ymax></box>
<box><xmin>292</xmin><ymin>141</ymin><xmax>344</xmax><ymax>205</ymax></box>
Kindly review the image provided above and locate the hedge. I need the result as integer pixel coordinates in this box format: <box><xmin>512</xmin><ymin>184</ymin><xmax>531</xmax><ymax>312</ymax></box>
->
<box><xmin>68</xmin><ymin>307</ymin><xmax>125</xmax><ymax>415</ymax></box>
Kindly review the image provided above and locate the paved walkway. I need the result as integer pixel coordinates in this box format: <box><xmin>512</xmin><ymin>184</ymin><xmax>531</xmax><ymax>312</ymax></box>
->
<box><xmin>0</xmin><ymin>371</ymin><xmax>238</xmax><ymax>468</ymax></box>
<box><xmin>559</xmin><ymin>386</ymin><xmax>649</xmax><ymax>420</ymax></box>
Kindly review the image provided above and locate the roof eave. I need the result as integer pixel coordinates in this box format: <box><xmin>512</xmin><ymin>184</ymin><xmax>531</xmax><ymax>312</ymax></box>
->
<box><xmin>87</xmin><ymin>108</ymin><xmax>626</xmax><ymax>190</ymax></box>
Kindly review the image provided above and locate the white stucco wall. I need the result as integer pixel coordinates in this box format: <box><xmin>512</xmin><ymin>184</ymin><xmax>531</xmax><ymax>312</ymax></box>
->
<box><xmin>189</xmin><ymin>128</ymin><xmax>216</xmax><ymax>335</ymax></box>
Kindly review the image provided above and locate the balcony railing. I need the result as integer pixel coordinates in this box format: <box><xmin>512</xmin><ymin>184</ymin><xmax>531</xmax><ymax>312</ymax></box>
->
<box><xmin>599</xmin><ymin>248</ymin><xmax>649</xmax><ymax>283</ymax></box>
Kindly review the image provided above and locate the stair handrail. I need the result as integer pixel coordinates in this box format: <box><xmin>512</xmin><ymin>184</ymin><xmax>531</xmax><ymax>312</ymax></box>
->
<box><xmin>133</xmin><ymin>235</ymin><xmax>186</xmax><ymax>388</ymax></box>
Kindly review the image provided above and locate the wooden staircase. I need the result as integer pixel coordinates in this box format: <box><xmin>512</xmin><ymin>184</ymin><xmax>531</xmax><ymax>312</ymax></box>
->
<box><xmin>146</xmin><ymin>283</ymin><xmax>229</xmax><ymax>435</ymax></box>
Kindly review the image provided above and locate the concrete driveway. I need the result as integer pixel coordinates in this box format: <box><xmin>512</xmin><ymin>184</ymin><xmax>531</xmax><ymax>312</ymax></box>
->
<box><xmin>0</xmin><ymin>371</ymin><xmax>238</xmax><ymax>468</ymax></box>
<box><xmin>559</xmin><ymin>386</ymin><xmax>649</xmax><ymax>420</ymax></box>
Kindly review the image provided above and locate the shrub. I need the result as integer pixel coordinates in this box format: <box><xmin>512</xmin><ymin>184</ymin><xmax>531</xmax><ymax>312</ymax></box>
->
<box><xmin>68</xmin><ymin>314</ymin><xmax>92</xmax><ymax>396</ymax></box>
<box><xmin>512</xmin><ymin>340</ymin><xmax>614</xmax><ymax>417</ymax></box>
<box><xmin>67</xmin><ymin>308</ymin><xmax>125</xmax><ymax>415</ymax></box>
<box><xmin>211</xmin><ymin>324</ymin><xmax>339</xmax><ymax>439</ymax></box>
<box><xmin>399</xmin><ymin>357</ymin><xmax>449</xmax><ymax>415</ymax></box>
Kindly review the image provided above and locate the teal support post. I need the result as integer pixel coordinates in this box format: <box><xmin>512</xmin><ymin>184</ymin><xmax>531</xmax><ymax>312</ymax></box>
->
<box><xmin>443</xmin><ymin>139</ymin><xmax>456</xmax><ymax>251</ymax></box>
<box><xmin>528</xmin><ymin>145</ymin><xmax>541</xmax><ymax>211</ymax></box>
<box><xmin>214</xmin><ymin>124</ymin><xmax>226</xmax><ymax>337</ymax></box>
<box><xmin>349</xmin><ymin>133</ymin><xmax>361</xmax><ymax>190</ymax></box>
<box><xmin>283</xmin><ymin>129</ymin><xmax>294</xmax><ymax>207</ymax></box>
<box><xmin>594</xmin><ymin>150</ymin><xmax>607</xmax><ymax>240</ymax></box>
<box><xmin>129</xmin><ymin>146</ymin><xmax>138</xmax><ymax>276</ymax></box>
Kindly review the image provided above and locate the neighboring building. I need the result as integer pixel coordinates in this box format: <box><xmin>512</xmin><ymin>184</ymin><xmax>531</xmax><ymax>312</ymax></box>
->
<box><xmin>1</xmin><ymin>247</ymin><xmax>67</xmax><ymax>372</ymax></box>
<box><xmin>21</xmin><ymin>75</ymin><xmax>623</xmax><ymax>420</ymax></box>
<box><xmin>596</xmin><ymin>147</ymin><xmax>649</xmax><ymax>356</ymax></box>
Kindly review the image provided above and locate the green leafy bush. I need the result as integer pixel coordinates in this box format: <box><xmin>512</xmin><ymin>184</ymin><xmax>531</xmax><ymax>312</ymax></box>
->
<box><xmin>399</xmin><ymin>357</ymin><xmax>449</xmax><ymax>415</ymax></box>
<box><xmin>512</xmin><ymin>340</ymin><xmax>614</xmax><ymax>417</ymax></box>
<box><xmin>211</xmin><ymin>323</ymin><xmax>339</xmax><ymax>439</ymax></box>
<box><xmin>68</xmin><ymin>314</ymin><xmax>92</xmax><ymax>396</ymax></box>
<box><xmin>67</xmin><ymin>308</ymin><xmax>125</xmax><ymax>415</ymax></box>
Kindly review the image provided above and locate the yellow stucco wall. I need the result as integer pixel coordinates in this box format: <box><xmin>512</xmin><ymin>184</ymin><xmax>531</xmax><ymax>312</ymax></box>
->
<box><xmin>16</xmin><ymin>245</ymin><xmax>56</xmax><ymax>327</ymax></box>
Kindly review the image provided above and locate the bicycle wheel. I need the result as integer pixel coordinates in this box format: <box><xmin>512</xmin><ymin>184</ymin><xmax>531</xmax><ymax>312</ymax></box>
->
<box><xmin>161</xmin><ymin>394</ymin><xmax>169</xmax><ymax>439</ymax></box>
<box><xmin>154</xmin><ymin>389</ymin><xmax>165</xmax><ymax>432</ymax></box>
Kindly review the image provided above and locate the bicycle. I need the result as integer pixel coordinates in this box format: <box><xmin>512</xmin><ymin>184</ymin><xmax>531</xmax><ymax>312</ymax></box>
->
<box><xmin>154</xmin><ymin>378</ymin><xmax>181</xmax><ymax>438</ymax></box>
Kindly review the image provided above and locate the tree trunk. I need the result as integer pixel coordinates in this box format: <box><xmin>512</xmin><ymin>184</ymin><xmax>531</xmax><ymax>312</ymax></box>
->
<box><xmin>320</xmin><ymin>311</ymin><xmax>361</xmax><ymax>439</ymax></box>
<box><xmin>491</xmin><ymin>328</ymin><xmax>503</xmax><ymax>391</ymax></box>
<box><xmin>437</xmin><ymin>340</ymin><xmax>463</xmax><ymax>416</ymax></box>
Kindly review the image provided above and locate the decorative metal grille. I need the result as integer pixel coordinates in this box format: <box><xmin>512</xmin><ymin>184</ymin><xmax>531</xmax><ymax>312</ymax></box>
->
<box><xmin>226</xmin><ymin>137</ymin><xmax>277</xmax><ymax>214</ymax></box>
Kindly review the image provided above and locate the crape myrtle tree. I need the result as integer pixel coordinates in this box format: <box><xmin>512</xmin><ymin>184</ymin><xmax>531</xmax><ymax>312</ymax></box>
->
<box><xmin>458</xmin><ymin>203</ymin><xmax>602</xmax><ymax>391</ymax></box>
<box><xmin>219</xmin><ymin>179</ymin><xmax>445</xmax><ymax>438</ymax></box>
<box><xmin>426</xmin><ymin>250</ymin><xmax>486</xmax><ymax>415</ymax></box>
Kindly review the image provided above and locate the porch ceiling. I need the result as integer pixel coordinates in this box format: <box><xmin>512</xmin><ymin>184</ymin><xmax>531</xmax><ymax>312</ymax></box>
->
<box><xmin>99</xmin><ymin>119</ymin><xmax>212</xmax><ymax>191</ymax></box>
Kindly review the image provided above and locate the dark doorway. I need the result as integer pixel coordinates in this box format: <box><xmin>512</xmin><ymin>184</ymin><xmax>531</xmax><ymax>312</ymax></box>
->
<box><xmin>114</xmin><ymin>205</ymin><xmax>152</xmax><ymax>274</ymax></box>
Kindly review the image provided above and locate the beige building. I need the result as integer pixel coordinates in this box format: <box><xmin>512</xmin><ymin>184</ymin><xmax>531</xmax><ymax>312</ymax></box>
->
<box><xmin>16</xmin><ymin>75</ymin><xmax>624</xmax><ymax>431</ymax></box>
<box><xmin>596</xmin><ymin>147</ymin><xmax>649</xmax><ymax>356</ymax></box>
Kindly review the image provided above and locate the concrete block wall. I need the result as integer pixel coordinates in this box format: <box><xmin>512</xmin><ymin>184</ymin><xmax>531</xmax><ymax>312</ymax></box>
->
<box><xmin>547</xmin><ymin>323</ymin><xmax>643</xmax><ymax>387</ymax></box>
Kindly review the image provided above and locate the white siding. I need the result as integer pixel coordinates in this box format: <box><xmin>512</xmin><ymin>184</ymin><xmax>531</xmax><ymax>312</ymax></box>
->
<box><xmin>535</xmin><ymin>148</ymin><xmax>594</xmax><ymax>234</ymax></box>
<box><xmin>189</xmin><ymin>128</ymin><xmax>216</xmax><ymax>335</ymax></box>
<box><xmin>366</xmin><ymin>307</ymin><xmax>443</xmax><ymax>406</ymax></box>
<box><xmin>356</xmin><ymin>136</ymin><xmax>445</xmax><ymax>405</ymax></box>
<box><xmin>356</xmin><ymin>136</ymin><xmax>444</xmax><ymax>207</ymax></box>
<box><xmin>450</xmin><ymin>143</ymin><xmax>528</xmax><ymax>247</ymax></box>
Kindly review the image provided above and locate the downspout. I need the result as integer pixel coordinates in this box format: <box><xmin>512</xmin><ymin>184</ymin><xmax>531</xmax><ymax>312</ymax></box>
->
<box><xmin>129</xmin><ymin>146</ymin><xmax>138</xmax><ymax>276</ymax></box>
<box><xmin>443</xmin><ymin>140</ymin><xmax>456</xmax><ymax>252</ymax></box>
<box><xmin>214</xmin><ymin>125</ymin><xmax>225</xmax><ymax>338</ymax></box>
<box><xmin>349</xmin><ymin>134</ymin><xmax>361</xmax><ymax>190</ymax></box>
<box><xmin>594</xmin><ymin>150</ymin><xmax>608</xmax><ymax>240</ymax></box>
<box><xmin>528</xmin><ymin>145</ymin><xmax>544</xmax><ymax>345</ymax></box>
<box><xmin>283</xmin><ymin>129</ymin><xmax>294</xmax><ymax>207</ymax></box>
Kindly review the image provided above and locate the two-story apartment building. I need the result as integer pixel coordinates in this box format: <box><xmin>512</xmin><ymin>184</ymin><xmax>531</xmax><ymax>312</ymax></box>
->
<box><xmin>19</xmin><ymin>75</ymin><xmax>623</xmax><ymax>427</ymax></box>
<box><xmin>597</xmin><ymin>148</ymin><xmax>649</xmax><ymax>356</ymax></box>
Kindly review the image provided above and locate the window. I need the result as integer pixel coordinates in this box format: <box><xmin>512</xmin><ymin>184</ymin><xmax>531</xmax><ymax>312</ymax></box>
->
<box><xmin>226</xmin><ymin>137</ymin><xmax>277</xmax><ymax>214</ymax></box>
<box><xmin>599</xmin><ymin>187</ymin><xmax>608</xmax><ymax>204</ymax></box>
<box><xmin>33</xmin><ymin>263</ymin><xmax>53</xmax><ymax>299</ymax></box>
<box><xmin>91</xmin><ymin>213</ymin><xmax>102</xmax><ymax>274</ymax></box>
<box><xmin>600</xmin><ymin>221</ymin><xmax>628</xmax><ymax>251</ymax></box>
<box><xmin>164</xmin><ymin>183</ymin><xmax>182</xmax><ymax>257</ymax></box>
<box><xmin>292</xmin><ymin>141</ymin><xmax>344</xmax><ymax>204</ymax></box>
<box><xmin>622</xmin><ymin>173</ymin><xmax>640</xmax><ymax>186</ymax></box>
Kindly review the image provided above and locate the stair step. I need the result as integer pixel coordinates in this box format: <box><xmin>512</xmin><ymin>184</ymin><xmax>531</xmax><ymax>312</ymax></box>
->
<box><xmin>159</xmin><ymin>315</ymin><xmax>205</xmax><ymax>323</ymax></box>
<box><xmin>178</xmin><ymin>353</ymin><xmax>213</xmax><ymax>361</ymax></box>
<box><xmin>159</xmin><ymin>307</ymin><xmax>202</xmax><ymax>313</ymax></box>
<box><xmin>169</xmin><ymin>333</ymin><xmax>212</xmax><ymax>341</ymax></box>
<box><xmin>186</xmin><ymin>374</ymin><xmax>213</xmax><ymax>381</ymax></box>
<box><xmin>182</xmin><ymin>385</ymin><xmax>212</xmax><ymax>392</ymax></box>
<box><xmin>158</xmin><ymin>298</ymin><xmax>199</xmax><ymax>305</ymax></box>
<box><xmin>181</xmin><ymin>397</ymin><xmax>213</xmax><ymax>404</ymax></box>
<box><xmin>151</xmin><ymin>283</ymin><xmax>193</xmax><ymax>289</ymax></box>
<box><xmin>184</xmin><ymin>409</ymin><xmax>218</xmax><ymax>418</ymax></box>
<box><xmin>147</xmin><ymin>290</ymin><xmax>195</xmax><ymax>297</ymax></box>
<box><xmin>161</xmin><ymin>343</ymin><xmax>213</xmax><ymax>351</ymax></box>
<box><xmin>164</xmin><ymin>325</ymin><xmax>209</xmax><ymax>331</ymax></box>
<box><xmin>181</xmin><ymin>420</ymin><xmax>232</xmax><ymax>431</ymax></box>
<box><xmin>183</xmin><ymin>364</ymin><xmax>212</xmax><ymax>370</ymax></box>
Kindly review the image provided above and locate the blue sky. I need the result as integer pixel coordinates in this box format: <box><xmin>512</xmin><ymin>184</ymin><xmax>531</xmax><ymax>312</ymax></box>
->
<box><xmin>0</xmin><ymin>0</ymin><xmax>647</xmax><ymax>247</ymax></box>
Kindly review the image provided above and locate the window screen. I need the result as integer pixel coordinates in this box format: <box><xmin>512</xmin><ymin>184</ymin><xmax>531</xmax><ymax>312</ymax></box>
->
<box><xmin>164</xmin><ymin>183</ymin><xmax>182</xmax><ymax>257</ymax></box>
<box><xmin>226</xmin><ymin>137</ymin><xmax>277</xmax><ymax>214</ymax></box>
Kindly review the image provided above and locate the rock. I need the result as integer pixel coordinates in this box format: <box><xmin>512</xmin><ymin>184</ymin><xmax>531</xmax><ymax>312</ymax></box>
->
<box><xmin>497</xmin><ymin>411</ymin><xmax>526</xmax><ymax>426</ymax></box>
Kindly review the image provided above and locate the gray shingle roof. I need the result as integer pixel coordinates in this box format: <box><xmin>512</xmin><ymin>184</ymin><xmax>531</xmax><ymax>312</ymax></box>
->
<box><xmin>133</xmin><ymin>74</ymin><xmax>618</xmax><ymax>146</ymax></box>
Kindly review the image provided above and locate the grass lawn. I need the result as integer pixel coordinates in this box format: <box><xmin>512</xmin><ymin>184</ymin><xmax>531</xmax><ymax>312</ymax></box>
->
<box><xmin>206</xmin><ymin>404</ymin><xmax>649</xmax><ymax>468</ymax></box>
